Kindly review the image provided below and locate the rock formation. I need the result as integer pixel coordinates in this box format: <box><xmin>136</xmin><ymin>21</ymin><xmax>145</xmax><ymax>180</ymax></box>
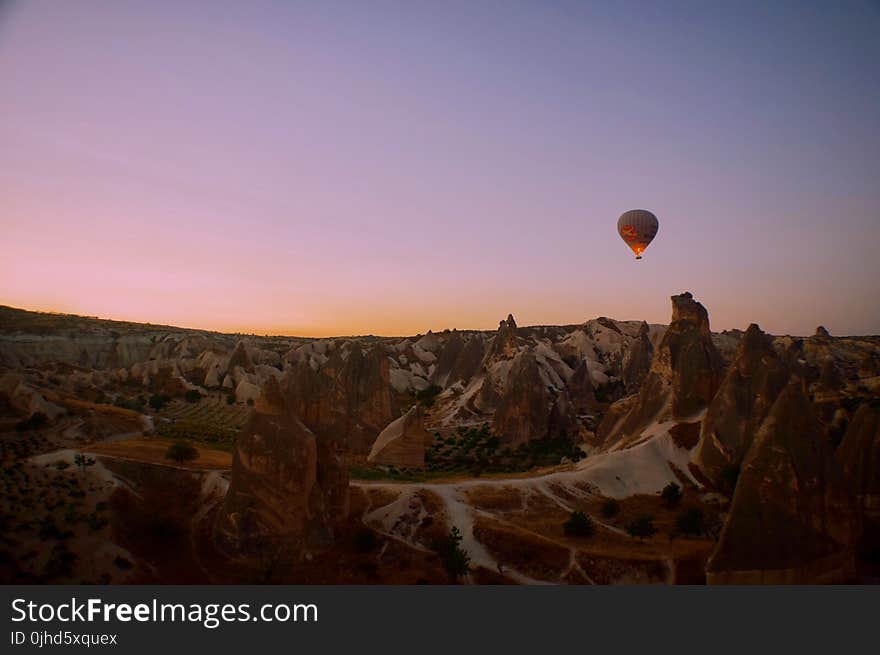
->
<box><xmin>837</xmin><ymin>403</ymin><xmax>880</xmax><ymax>507</ymax></box>
<box><xmin>283</xmin><ymin>345</ymin><xmax>399</xmax><ymax>455</ymax></box>
<box><xmin>430</xmin><ymin>331</ymin><xmax>464</xmax><ymax>388</ymax></box>
<box><xmin>491</xmin><ymin>353</ymin><xmax>546</xmax><ymax>445</ymax></box>
<box><xmin>5</xmin><ymin>303</ymin><xmax>880</xmax><ymax>584</ymax></box>
<box><xmin>818</xmin><ymin>356</ymin><xmax>844</xmax><ymax>393</ymax></box>
<box><xmin>707</xmin><ymin>379</ymin><xmax>855</xmax><ymax>583</ymax></box>
<box><xmin>490</xmin><ymin>352</ymin><xmax>575</xmax><ymax>446</ymax></box>
<box><xmin>0</xmin><ymin>374</ymin><xmax>65</xmax><ymax>421</ymax></box>
<box><xmin>567</xmin><ymin>359</ymin><xmax>596</xmax><ymax>414</ymax></box>
<box><xmin>446</xmin><ymin>335</ymin><xmax>486</xmax><ymax>387</ymax></box>
<box><xmin>227</xmin><ymin>340</ymin><xmax>254</xmax><ymax>372</ymax></box>
<box><xmin>598</xmin><ymin>292</ymin><xmax>722</xmax><ymax>448</ymax></box>
<box><xmin>662</xmin><ymin>292</ymin><xmax>724</xmax><ymax>417</ymax></box>
<box><xmin>215</xmin><ymin>377</ymin><xmax>349</xmax><ymax>559</ymax></box>
<box><xmin>621</xmin><ymin>321</ymin><xmax>654</xmax><ymax>394</ymax></box>
<box><xmin>367</xmin><ymin>404</ymin><xmax>433</xmax><ymax>468</ymax></box>
<box><xmin>693</xmin><ymin>324</ymin><xmax>790</xmax><ymax>486</ymax></box>
<box><xmin>484</xmin><ymin>314</ymin><xmax>519</xmax><ymax>363</ymax></box>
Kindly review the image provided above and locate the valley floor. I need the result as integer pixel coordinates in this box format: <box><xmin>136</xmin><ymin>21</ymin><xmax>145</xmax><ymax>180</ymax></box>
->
<box><xmin>1</xmin><ymin>405</ymin><xmax>717</xmax><ymax>585</ymax></box>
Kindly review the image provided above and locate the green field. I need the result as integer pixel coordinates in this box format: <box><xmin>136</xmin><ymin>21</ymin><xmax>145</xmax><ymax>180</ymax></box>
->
<box><xmin>154</xmin><ymin>398</ymin><xmax>250</xmax><ymax>452</ymax></box>
<box><xmin>353</xmin><ymin>424</ymin><xmax>586</xmax><ymax>481</ymax></box>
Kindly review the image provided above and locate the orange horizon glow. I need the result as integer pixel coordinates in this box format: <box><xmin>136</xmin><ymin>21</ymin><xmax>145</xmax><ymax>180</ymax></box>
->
<box><xmin>2</xmin><ymin>294</ymin><xmax>871</xmax><ymax>340</ymax></box>
<box><xmin>1</xmin><ymin>296</ymin><xmax>672</xmax><ymax>339</ymax></box>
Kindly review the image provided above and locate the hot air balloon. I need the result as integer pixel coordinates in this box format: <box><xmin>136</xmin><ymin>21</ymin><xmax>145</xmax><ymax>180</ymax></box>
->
<box><xmin>617</xmin><ymin>209</ymin><xmax>659</xmax><ymax>260</ymax></box>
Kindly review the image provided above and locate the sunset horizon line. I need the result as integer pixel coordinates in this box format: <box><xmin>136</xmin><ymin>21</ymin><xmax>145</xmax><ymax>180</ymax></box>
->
<box><xmin>3</xmin><ymin>300</ymin><xmax>868</xmax><ymax>342</ymax></box>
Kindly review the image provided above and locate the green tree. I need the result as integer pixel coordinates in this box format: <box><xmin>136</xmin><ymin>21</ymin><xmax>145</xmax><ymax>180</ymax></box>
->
<box><xmin>73</xmin><ymin>452</ymin><xmax>95</xmax><ymax>472</ymax></box>
<box><xmin>15</xmin><ymin>412</ymin><xmax>48</xmax><ymax>432</ymax></box>
<box><xmin>353</xmin><ymin>528</ymin><xmax>379</xmax><ymax>553</ymax></box>
<box><xmin>660</xmin><ymin>481</ymin><xmax>682</xmax><ymax>507</ymax></box>
<box><xmin>626</xmin><ymin>515</ymin><xmax>657</xmax><ymax>542</ymax></box>
<box><xmin>415</xmin><ymin>385</ymin><xmax>442</xmax><ymax>407</ymax></box>
<box><xmin>600</xmin><ymin>498</ymin><xmax>620</xmax><ymax>519</ymax></box>
<box><xmin>184</xmin><ymin>389</ymin><xmax>203</xmax><ymax>403</ymax></box>
<box><xmin>148</xmin><ymin>394</ymin><xmax>170</xmax><ymax>411</ymax></box>
<box><xmin>675</xmin><ymin>507</ymin><xmax>705</xmax><ymax>537</ymax></box>
<box><xmin>165</xmin><ymin>440</ymin><xmax>198</xmax><ymax>463</ymax></box>
<box><xmin>436</xmin><ymin>526</ymin><xmax>470</xmax><ymax>582</ymax></box>
<box><xmin>720</xmin><ymin>464</ymin><xmax>740</xmax><ymax>494</ymax></box>
<box><xmin>563</xmin><ymin>511</ymin><xmax>595</xmax><ymax>537</ymax></box>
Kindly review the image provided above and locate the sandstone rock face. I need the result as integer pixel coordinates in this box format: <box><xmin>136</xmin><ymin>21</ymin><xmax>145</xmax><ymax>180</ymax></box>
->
<box><xmin>661</xmin><ymin>292</ymin><xmax>723</xmax><ymax>418</ymax></box>
<box><xmin>215</xmin><ymin>378</ymin><xmax>349</xmax><ymax>557</ymax></box>
<box><xmin>446</xmin><ymin>335</ymin><xmax>486</xmax><ymax>387</ymax></box>
<box><xmin>567</xmin><ymin>359</ymin><xmax>596</xmax><ymax>414</ymax></box>
<box><xmin>547</xmin><ymin>389</ymin><xmax>578</xmax><ymax>440</ymax></box>
<box><xmin>598</xmin><ymin>292</ymin><xmax>722</xmax><ymax>448</ymax></box>
<box><xmin>414</xmin><ymin>331</ymin><xmax>440</xmax><ymax>352</ymax></box>
<box><xmin>0</xmin><ymin>374</ymin><xmax>65</xmax><ymax>420</ymax></box>
<box><xmin>693</xmin><ymin>324</ymin><xmax>790</xmax><ymax>485</ymax></box>
<box><xmin>818</xmin><ymin>356</ymin><xmax>844</xmax><ymax>393</ymax></box>
<box><xmin>621</xmin><ymin>321</ymin><xmax>654</xmax><ymax>394</ymax></box>
<box><xmin>492</xmin><ymin>352</ymin><xmax>557</xmax><ymax>446</ymax></box>
<box><xmin>227</xmin><ymin>340</ymin><xmax>254</xmax><ymax>373</ymax></box>
<box><xmin>430</xmin><ymin>331</ymin><xmax>464</xmax><ymax>388</ymax></box>
<box><xmin>283</xmin><ymin>345</ymin><xmax>399</xmax><ymax>455</ymax></box>
<box><xmin>483</xmin><ymin>314</ymin><xmax>519</xmax><ymax>363</ymax></box>
<box><xmin>367</xmin><ymin>405</ymin><xmax>433</xmax><ymax>468</ymax></box>
<box><xmin>859</xmin><ymin>352</ymin><xmax>880</xmax><ymax>379</ymax></box>
<box><xmin>707</xmin><ymin>379</ymin><xmax>855</xmax><ymax>584</ymax></box>
<box><xmin>837</xmin><ymin>403</ymin><xmax>880</xmax><ymax>517</ymax></box>
<box><xmin>235</xmin><ymin>379</ymin><xmax>261</xmax><ymax>403</ymax></box>
<box><xmin>0</xmin><ymin>333</ymin><xmax>155</xmax><ymax>370</ymax></box>
<box><xmin>492</xmin><ymin>352</ymin><xmax>577</xmax><ymax>446</ymax></box>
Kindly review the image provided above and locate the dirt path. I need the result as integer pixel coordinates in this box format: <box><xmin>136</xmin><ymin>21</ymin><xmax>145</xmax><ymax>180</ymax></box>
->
<box><xmin>85</xmin><ymin>438</ymin><xmax>232</xmax><ymax>470</ymax></box>
<box><xmin>355</xmin><ymin>471</ymin><xmax>609</xmax><ymax>585</ymax></box>
<box><xmin>353</xmin><ymin>427</ymin><xmax>702</xmax><ymax>585</ymax></box>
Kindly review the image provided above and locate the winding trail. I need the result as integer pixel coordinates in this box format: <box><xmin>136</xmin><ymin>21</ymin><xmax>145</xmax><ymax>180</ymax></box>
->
<box><xmin>354</xmin><ymin>426</ymin><xmax>699</xmax><ymax>584</ymax></box>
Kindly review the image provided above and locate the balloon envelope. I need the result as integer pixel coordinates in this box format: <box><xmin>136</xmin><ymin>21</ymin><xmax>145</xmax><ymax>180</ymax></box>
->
<box><xmin>617</xmin><ymin>209</ymin><xmax>659</xmax><ymax>259</ymax></box>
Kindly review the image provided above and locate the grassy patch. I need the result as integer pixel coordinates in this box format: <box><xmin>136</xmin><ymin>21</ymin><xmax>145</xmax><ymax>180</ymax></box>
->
<box><xmin>425</xmin><ymin>424</ymin><xmax>584</xmax><ymax>475</ymax></box>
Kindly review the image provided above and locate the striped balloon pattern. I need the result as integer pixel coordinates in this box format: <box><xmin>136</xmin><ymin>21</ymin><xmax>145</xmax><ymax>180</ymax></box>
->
<box><xmin>617</xmin><ymin>209</ymin><xmax>659</xmax><ymax>260</ymax></box>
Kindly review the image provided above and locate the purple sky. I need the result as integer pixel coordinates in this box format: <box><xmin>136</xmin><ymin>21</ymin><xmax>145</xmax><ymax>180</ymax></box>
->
<box><xmin>1</xmin><ymin>1</ymin><xmax>879</xmax><ymax>336</ymax></box>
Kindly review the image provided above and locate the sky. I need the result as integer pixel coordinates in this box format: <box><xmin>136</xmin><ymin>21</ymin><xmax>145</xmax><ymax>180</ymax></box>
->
<box><xmin>1</xmin><ymin>0</ymin><xmax>879</xmax><ymax>337</ymax></box>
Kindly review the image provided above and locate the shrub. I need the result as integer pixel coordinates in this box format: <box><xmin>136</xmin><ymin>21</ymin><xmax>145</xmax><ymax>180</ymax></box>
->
<box><xmin>73</xmin><ymin>453</ymin><xmax>95</xmax><ymax>471</ymax></box>
<box><xmin>165</xmin><ymin>440</ymin><xmax>199</xmax><ymax>463</ymax></box>
<box><xmin>600</xmin><ymin>498</ymin><xmax>620</xmax><ymax>519</ymax></box>
<box><xmin>661</xmin><ymin>482</ymin><xmax>682</xmax><ymax>507</ymax></box>
<box><xmin>415</xmin><ymin>385</ymin><xmax>442</xmax><ymax>407</ymax></box>
<box><xmin>563</xmin><ymin>511</ymin><xmax>595</xmax><ymax>537</ymax></box>
<box><xmin>148</xmin><ymin>394</ymin><xmax>170</xmax><ymax>411</ymax></box>
<box><xmin>184</xmin><ymin>389</ymin><xmax>203</xmax><ymax>403</ymax></box>
<box><xmin>87</xmin><ymin>513</ymin><xmax>109</xmax><ymax>532</ymax></box>
<box><xmin>39</xmin><ymin>517</ymin><xmax>65</xmax><ymax>540</ymax></box>
<box><xmin>675</xmin><ymin>507</ymin><xmax>705</xmax><ymax>537</ymax></box>
<box><xmin>226</xmin><ymin>394</ymin><xmax>236</xmax><ymax>405</ymax></box>
<box><xmin>113</xmin><ymin>556</ymin><xmax>133</xmax><ymax>570</ymax></box>
<box><xmin>353</xmin><ymin>528</ymin><xmax>379</xmax><ymax>553</ymax></box>
<box><xmin>720</xmin><ymin>464</ymin><xmax>740</xmax><ymax>494</ymax></box>
<box><xmin>246</xmin><ymin>398</ymin><xmax>254</xmax><ymax>406</ymax></box>
<box><xmin>15</xmin><ymin>412</ymin><xmax>48</xmax><ymax>432</ymax></box>
<box><xmin>626</xmin><ymin>515</ymin><xmax>657</xmax><ymax>542</ymax></box>
<box><xmin>115</xmin><ymin>397</ymin><xmax>145</xmax><ymax>412</ymax></box>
